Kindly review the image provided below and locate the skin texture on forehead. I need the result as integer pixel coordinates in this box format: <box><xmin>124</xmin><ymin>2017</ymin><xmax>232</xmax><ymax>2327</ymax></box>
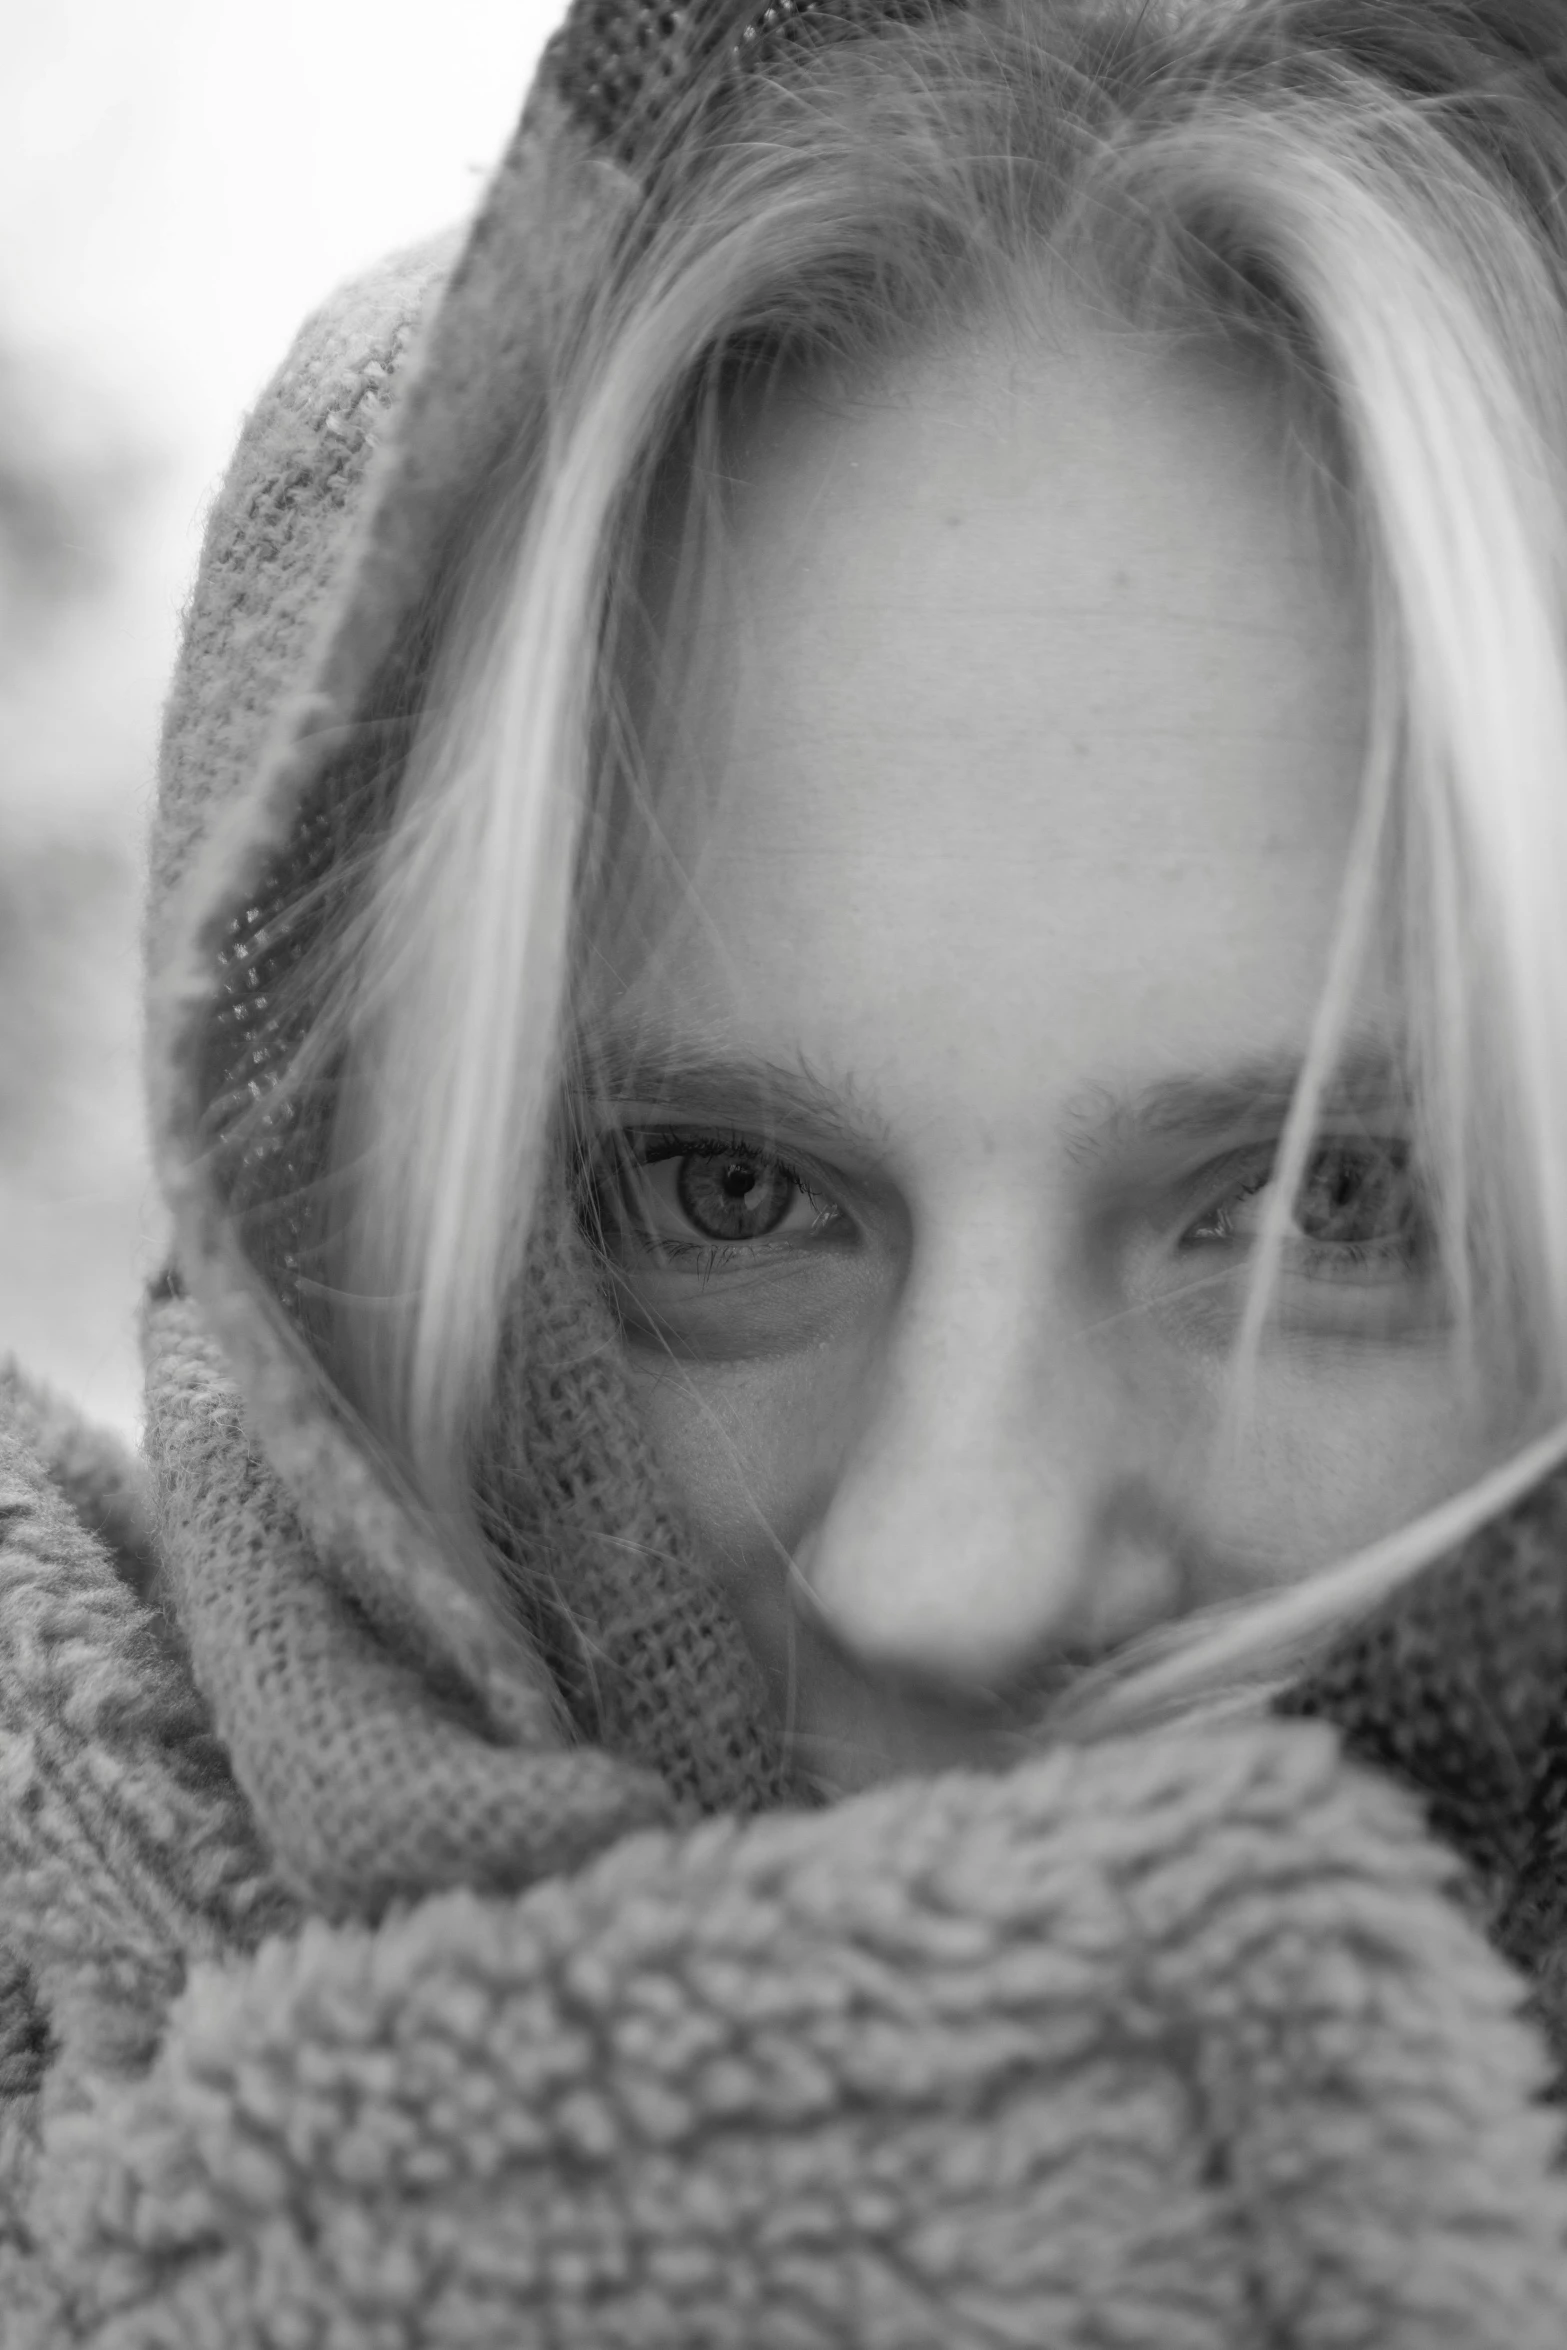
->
<box><xmin>580</xmin><ymin>295</ymin><xmax>1519</xmax><ymax>1793</ymax></box>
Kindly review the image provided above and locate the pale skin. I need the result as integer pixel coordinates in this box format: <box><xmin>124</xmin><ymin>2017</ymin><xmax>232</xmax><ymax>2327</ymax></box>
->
<box><xmin>577</xmin><ymin>298</ymin><xmax>1517</xmax><ymax>1793</ymax></box>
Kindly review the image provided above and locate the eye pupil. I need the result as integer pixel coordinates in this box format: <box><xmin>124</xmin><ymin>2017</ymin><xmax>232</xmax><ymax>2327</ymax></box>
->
<box><xmin>676</xmin><ymin>1150</ymin><xmax>795</xmax><ymax>1240</ymax></box>
<box><xmin>1298</xmin><ymin>1143</ymin><xmax>1412</xmax><ymax>1245</ymax></box>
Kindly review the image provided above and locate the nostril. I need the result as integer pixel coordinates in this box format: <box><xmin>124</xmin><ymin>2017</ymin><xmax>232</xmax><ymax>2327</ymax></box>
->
<box><xmin>1068</xmin><ymin>1517</ymin><xmax>1190</xmax><ymax>1655</ymax></box>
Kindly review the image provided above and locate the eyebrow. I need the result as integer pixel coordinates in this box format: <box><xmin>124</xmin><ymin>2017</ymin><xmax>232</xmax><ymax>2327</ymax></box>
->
<box><xmin>568</xmin><ymin>1030</ymin><xmax>896</xmax><ymax>1166</ymax></box>
<box><xmin>1088</xmin><ymin>1037</ymin><xmax>1411</xmax><ymax>1155</ymax></box>
<box><xmin>568</xmin><ymin>1025</ymin><xmax>1409</xmax><ymax>1166</ymax></box>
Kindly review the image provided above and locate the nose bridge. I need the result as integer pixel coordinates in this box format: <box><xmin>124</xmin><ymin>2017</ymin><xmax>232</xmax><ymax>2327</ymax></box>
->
<box><xmin>797</xmin><ymin>1194</ymin><xmax>1137</xmax><ymax>1690</ymax></box>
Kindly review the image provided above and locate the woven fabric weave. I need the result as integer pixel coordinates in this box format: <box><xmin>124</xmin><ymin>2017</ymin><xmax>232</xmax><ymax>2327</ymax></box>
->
<box><xmin>139</xmin><ymin>1189</ymin><xmax>787</xmax><ymax>1923</ymax></box>
<box><xmin>1282</xmin><ymin>1465</ymin><xmax>1567</xmax><ymax>2075</ymax></box>
<box><xmin>142</xmin><ymin>130</ymin><xmax>790</xmax><ymax>1901</ymax></box>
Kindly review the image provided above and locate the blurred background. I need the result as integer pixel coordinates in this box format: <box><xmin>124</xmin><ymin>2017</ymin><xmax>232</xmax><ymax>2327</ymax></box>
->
<box><xmin>1</xmin><ymin>0</ymin><xmax>558</xmax><ymax>1435</ymax></box>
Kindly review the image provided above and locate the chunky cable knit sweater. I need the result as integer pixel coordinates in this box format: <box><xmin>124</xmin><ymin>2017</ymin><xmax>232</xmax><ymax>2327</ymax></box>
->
<box><xmin>5</xmin><ymin>0</ymin><xmax>1567</xmax><ymax>2340</ymax></box>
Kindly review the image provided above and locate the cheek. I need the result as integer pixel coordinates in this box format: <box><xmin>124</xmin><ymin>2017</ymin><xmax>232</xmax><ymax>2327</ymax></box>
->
<box><xmin>1171</xmin><ymin>1337</ymin><xmax>1518</xmax><ymax>1590</ymax></box>
<box><xmin>622</xmin><ymin>1340</ymin><xmax>874</xmax><ymax>1695</ymax></box>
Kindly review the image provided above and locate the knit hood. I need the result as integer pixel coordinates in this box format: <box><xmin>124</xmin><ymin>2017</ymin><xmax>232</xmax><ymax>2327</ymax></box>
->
<box><xmin>142</xmin><ymin>2</ymin><xmax>805</xmax><ymax>1919</ymax></box>
<box><xmin>140</xmin><ymin>0</ymin><xmax>1567</xmax><ymax>1958</ymax></box>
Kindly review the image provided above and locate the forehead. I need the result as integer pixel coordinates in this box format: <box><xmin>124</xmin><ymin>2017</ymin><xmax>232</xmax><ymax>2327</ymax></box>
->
<box><xmin>593</xmin><ymin>304</ymin><xmax>1371</xmax><ymax>1153</ymax></box>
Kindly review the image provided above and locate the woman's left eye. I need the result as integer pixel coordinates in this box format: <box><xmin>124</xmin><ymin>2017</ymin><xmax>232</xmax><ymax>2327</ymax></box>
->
<box><xmin>586</xmin><ymin>1131</ymin><xmax>843</xmax><ymax>1261</ymax></box>
<box><xmin>1182</xmin><ymin>1138</ymin><xmax>1430</xmax><ymax>1277</ymax></box>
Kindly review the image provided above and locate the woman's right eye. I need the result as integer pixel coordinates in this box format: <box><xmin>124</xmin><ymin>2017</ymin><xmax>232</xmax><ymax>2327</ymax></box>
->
<box><xmin>587</xmin><ymin>1131</ymin><xmax>846</xmax><ymax>1263</ymax></box>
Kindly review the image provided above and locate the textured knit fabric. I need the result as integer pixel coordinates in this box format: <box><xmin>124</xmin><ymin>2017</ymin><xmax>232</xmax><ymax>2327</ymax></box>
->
<box><xmin>5</xmin><ymin>0</ymin><xmax>1567</xmax><ymax>2339</ymax></box>
<box><xmin>5</xmin><ymin>1385</ymin><xmax>1567</xmax><ymax>2346</ymax></box>
<box><xmin>1283</xmin><ymin>1462</ymin><xmax>1567</xmax><ymax>2080</ymax></box>
<box><xmin>0</xmin><ymin>1380</ymin><xmax>299</xmax><ymax>2297</ymax></box>
<box><xmin>144</xmin><ymin>197</ymin><xmax>787</xmax><ymax>1858</ymax></box>
<box><xmin>11</xmin><ymin>1717</ymin><xmax>1567</xmax><ymax>2349</ymax></box>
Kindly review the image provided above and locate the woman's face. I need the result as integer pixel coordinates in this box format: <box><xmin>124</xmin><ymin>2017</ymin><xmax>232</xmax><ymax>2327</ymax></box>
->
<box><xmin>579</xmin><ymin>302</ymin><xmax>1516</xmax><ymax>1791</ymax></box>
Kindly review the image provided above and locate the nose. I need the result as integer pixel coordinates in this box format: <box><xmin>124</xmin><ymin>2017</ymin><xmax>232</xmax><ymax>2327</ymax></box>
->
<box><xmin>793</xmin><ymin>1215</ymin><xmax>1186</xmax><ymax>1699</ymax></box>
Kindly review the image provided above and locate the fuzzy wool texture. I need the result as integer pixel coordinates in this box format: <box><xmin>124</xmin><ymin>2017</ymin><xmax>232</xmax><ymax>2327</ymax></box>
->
<box><xmin>5</xmin><ymin>0</ymin><xmax>1567</xmax><ymax>2337</ymax></box>
<box><xmin>5</xmin><ymin>1381</ymin><xmax>1567</xmax><ymax>2347</ymax></box>
<box><xmin>142</xmin><ymin>1291</ymin><xmax>675</xmax><ymax>1922</ymax></box>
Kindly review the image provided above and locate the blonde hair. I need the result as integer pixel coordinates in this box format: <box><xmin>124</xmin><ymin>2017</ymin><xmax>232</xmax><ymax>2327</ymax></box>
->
<box><xmin>324</xmin><ymin>0</ymin><xmax>1567</xmax><ymax>1737</ymax></box>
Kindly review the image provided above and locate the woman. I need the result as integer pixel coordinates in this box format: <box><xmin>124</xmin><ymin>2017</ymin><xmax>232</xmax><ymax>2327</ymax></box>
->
<box><xmin>4</xmin><ymin>0</ymin><xmax>1567</xmax><ymax>2337</ymax></box>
